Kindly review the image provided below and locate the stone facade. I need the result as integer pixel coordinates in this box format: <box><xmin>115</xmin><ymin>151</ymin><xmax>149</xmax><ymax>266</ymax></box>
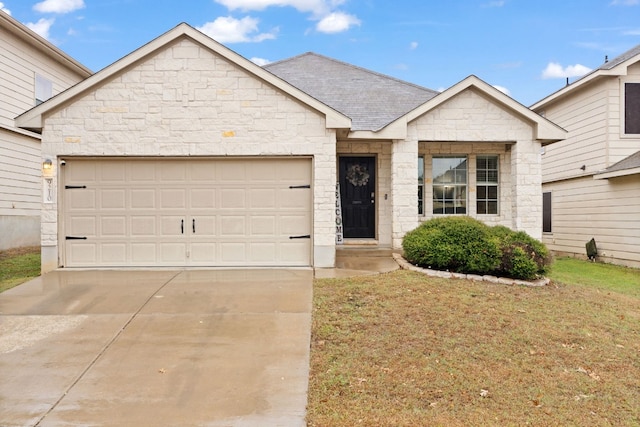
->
<box><xmin>40</xmin><ymin>38</ymin><xmax>338</xmax><ymax>270</ymax></box>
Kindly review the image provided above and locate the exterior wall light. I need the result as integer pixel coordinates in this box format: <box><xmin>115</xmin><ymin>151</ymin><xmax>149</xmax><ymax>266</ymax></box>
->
<box><xmin>43</xmin><ymin>159</ymin><xmax>53</xmax><ymax>172</ymax></box>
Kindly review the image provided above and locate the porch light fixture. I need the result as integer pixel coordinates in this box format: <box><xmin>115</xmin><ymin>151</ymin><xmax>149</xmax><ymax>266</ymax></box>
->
<box><xmin>43</xmin><ymin>159</ymin><xmax>53</xmax><ymax>171</ymax></box>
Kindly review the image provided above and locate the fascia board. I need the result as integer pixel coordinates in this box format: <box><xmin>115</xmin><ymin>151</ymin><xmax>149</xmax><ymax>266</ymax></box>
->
<box><xmin>594</xmin><ymin>167</ymin><xmax>640</xmax><ymax>180</ymax></box>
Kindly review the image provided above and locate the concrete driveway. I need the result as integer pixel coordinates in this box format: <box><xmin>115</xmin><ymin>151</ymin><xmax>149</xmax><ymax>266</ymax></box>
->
<box><xmin>0</xmin><ymin>269</ymin><xmax>313</xmax><ymax>427</ymax></box>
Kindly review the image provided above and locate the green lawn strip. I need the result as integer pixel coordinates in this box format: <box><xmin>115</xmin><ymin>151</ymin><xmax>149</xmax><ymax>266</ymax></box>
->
<box><xmin>0</xmin><ymin>246</ymin><xmax>41</xmax><ymax>293</ymax></box>
<box><xmin>548</xmin><ymin>257</ymin><xmax>640</xmax><ymax>297</ymax></box>
<box><xmin>308</xmin><ymin>270</ymin><xmax>640</xmax><ymax>427</ymax></box>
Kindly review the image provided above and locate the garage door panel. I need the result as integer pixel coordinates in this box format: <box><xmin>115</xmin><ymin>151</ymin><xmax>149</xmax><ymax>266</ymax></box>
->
<box><xmin>68</xmin><ymin>216</ymin><xmax>97</xmax><ymax>237</ymax></box>
<box><xmin>160</xmin><ymin>189</ymin><xmax>186</xmax><ymax>209</ymax></box>
<box><xmin>221</xmin><ymin>189</ymin><xmax>245</xmax><ymax>209</ymax></box>
<box><xmin>68</xmin><ymin>189</ymin><xmax>96</xmax><ymax>210</ymax></box>
<box><xmin>160</xmin><ymin>216</ymin><xmax>185</xmax><ymax>237</ymax></box>
<box><xmin>101</xmin><ymin>216</ymin><xmax>127</xmax><ymax>236</ymax></box>
<box><xmin>63</xmin><ymin>158</ymin><xmax>311</xmax><ymax>267</ymax></box>
<box><xmin>131</xmin><ymin>189</ymin><xmax>156</xmax><ymax>209</ymax></box>
<box><xmin>131</xmin><ymin>216</ymin><xmax>156</xmax><ymax>236</ymax></box>
<box><xmin>68</xmin><ymin>242</ymin><xmax>97</xmax><ymax>264</ymax></box>
<box><xmin>191</xmin><ymin>189</ymin><xmax>216</xmax><ymax>208</ymax></box>
<box><xmin>249</xmin><ymin>189</ymin><xmax>276</xmax><ymax>209</ymax></box>
<box><xmin>102</xmin><ymin>243</ymin><xmax>127</xmax><ymax>263</ymax></box>
<box><xmin>131</xmin><ymin>243</ymin><xmax>157</xmax><ymax>263</ymax></box>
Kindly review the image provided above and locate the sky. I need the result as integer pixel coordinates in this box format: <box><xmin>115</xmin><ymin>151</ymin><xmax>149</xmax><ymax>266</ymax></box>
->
<box><xmin>2</xmin><ymin>0</ymin><xmax>640</xmax><ymax>106</ymax></box>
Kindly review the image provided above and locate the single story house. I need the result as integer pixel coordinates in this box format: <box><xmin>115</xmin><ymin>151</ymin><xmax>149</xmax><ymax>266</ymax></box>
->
<box><xmin>532</xmin><ymin>44</ymin><xmax>640</xmax><ymax>268</ymax></box>
<box><xmin>0</xmin><ymin>11</ymin><xmax>91</xmax><ymax>250</ymax></box>
<box><xmin>16</xmin><ymin>23</ymin><xmax>566</xmax><ymax>273</ymax></box>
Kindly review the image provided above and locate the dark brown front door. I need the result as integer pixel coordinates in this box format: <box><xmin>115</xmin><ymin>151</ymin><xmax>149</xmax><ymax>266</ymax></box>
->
<box><xmin>339</xmin><ymin>156</ymin><xmax>375</xmax><ymax>238</ymax></box>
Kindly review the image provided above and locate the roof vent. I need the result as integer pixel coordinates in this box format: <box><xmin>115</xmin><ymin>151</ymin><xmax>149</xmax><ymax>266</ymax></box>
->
<box><xmin>605</xmin><ymin>55</ymin><xmax>608</xmax><ymax>63</ymax></box>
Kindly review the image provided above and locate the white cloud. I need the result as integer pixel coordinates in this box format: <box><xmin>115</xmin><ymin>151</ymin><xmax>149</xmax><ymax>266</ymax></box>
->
<box><xmin>33</xmin><ymin>0</ymin><xmax>85</xmax><ymax>14</ymax></box>
<box><xmin>251</xmin><ymin>57</ymin><xmax>271</xmax><ymax>66</ymax></box>
<box><xmin>316</xmin><ymin>11</ymin><xmax>360</xmax><ymax>33</ymax></box>
<box><xmin>624</xmin><ymin>28</ymin><xmax>640</xmax><ymax>35</ymax></box>
<box><xmin>26</xmin><ymin>17</ymin><xmax>55</xmax><ymax>39</ymax></box>
<box><xmin>0</xmin><ymin>2</ymin><xmax>11</xmax><ymax>15</ymax></box>
<box><xmin>214</xmin><ymin>0</ymin><xmax>345</xmax><ymax>16</ymax></box>
<box><xmin>492</xmin><ymin>85</ymin><xmax>511</xmax><ymax>96</ymax></box>
<box><xmin>611</xmin><ymin>0</ymin><xmax>638</xmax><ymax>5</ymax></box>
<box><xmin>410</xmin><ymin>41</ymin><xmax>418</xmax><ymax>50</ymax></box>
<box><xmin>196</xmin><ymin>16</ymin><xmax>278</xmax><ymax>43</ymax></box>
<box><xmin>541</xmin><ymin>62</ymin><xmax>592</xmax><ymax>79</ymax></box>
<box><xmin>214</xmin><ymin>0</ymin><xmax>360</xmax><ymax>34</ymax></box>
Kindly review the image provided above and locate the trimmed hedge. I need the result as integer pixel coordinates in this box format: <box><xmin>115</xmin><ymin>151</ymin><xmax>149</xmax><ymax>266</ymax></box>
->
<box><xmin>402</xmin><ymin>217</ymin><xmax>551</xmax><ymax>280</ymax></box>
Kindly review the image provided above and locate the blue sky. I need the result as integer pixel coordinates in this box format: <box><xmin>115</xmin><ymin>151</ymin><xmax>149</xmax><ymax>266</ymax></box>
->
<box><xmin>3</xmin><ymin>0</ymin><xmax>640</xmax><ymax>105</ymax></box>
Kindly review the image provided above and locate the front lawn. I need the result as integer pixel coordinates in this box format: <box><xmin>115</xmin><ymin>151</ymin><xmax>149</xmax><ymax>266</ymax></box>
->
<box><xmin>308</xmin><ymin>259</ymin><xmax>640</xmax><ymax>426</ymax></box>
<box><xmin>0</xmin><ymin>246</ymin><xmax>40</xmax><ymax>293</ymax></box>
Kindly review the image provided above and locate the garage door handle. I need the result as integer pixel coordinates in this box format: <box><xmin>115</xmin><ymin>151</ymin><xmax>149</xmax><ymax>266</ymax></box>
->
<box><xmin>289</xmin><ymin>234</ymin><xmax>311</xmax><ymax>239</ymax></box>
<box><xmin>181</xmin><ymin>219</ymin><xmax>184</xmax><ymax>234</ymax></box>
<box><xmin>192</xmin><ymin>219</ymin><xmax>196</xmax><ymax>233</ymax></box>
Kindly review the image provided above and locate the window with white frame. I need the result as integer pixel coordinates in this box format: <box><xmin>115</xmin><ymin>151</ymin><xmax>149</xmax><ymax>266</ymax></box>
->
<box><xmin>35</xmin><ymin>74</ymin><xmax>53</xmax><ymax>105</ymax></box>
<box><xmin>432</xmin><ymin>156</ymin><xmax>467</xmax><ymax>215</ymax></box>
<box><xmin>418</xmin><ymin>156</ymin><xmax>424</xmax><ymax>215</ymax></box>
<box><xmin>476</xmin><ymin>155</ymin><xmax>499</xmax><ymax>215</ymax></box>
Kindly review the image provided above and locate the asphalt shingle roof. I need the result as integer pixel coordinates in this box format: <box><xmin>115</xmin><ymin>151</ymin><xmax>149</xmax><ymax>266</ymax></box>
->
<box><xmin>264</xmin><ymin>52</ymin><xmax>439</xmax><ymax>132</ymax></box>
<box><xmin>603</xmin><ymin>150</ymin><xmax>640</xmax><ymax>174</ymax></box>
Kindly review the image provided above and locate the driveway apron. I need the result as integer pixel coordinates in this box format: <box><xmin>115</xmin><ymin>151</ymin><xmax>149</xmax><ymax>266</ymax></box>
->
<box><xmin>0</xmin><ymin>269</ymin><xmax>313</xmax><ymax>427</ymax></box>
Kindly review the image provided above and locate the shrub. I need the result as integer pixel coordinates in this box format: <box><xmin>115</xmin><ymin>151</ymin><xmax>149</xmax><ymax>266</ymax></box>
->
<box><xmin>402</xmin><ymin>216</ymin><xmax>501</xmax><ymax>274</ymax></box>
<box><xmin>402</xmin><ymin>218</ymin><xmax>552</xmax><ymax>280</ymax></box>
<box><xmin>493</xmin><ymin>227</ymin><xmax>552</xmax><ymax>279</ymax></box>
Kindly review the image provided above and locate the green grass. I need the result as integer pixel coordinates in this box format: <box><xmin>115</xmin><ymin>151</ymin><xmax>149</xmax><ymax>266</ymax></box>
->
<box><xmin>548</xmin><ymin>257</ymin><xmax>640</xmax><ymax>297</ymax></box>
<box><xmin>0</xmin><ymin>246</ymin><xmax>41</xmax><ymax>293</ymax></box>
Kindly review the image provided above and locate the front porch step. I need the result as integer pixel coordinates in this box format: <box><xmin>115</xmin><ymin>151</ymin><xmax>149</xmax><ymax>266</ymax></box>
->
<box><xmin>336</xmin><ymin>247</ymin><xmax>395</xmax><ymax>258</ymax></box>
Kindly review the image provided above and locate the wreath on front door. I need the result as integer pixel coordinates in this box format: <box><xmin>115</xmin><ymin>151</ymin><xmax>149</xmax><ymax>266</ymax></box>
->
<box><xmin>346</xmin><ymin>164</ymin><xmax>370</xmax><ymax>187</ymax></box>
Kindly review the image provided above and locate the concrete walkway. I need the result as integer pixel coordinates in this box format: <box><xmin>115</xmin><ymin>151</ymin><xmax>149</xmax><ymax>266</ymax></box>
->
<box><xmin>0</xmin><ymin>269</ymin><xmax>312</xmax><ymax>427</ymax></box>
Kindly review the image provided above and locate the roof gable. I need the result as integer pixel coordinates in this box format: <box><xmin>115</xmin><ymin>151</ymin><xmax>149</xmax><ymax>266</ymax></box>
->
<box><xmin>16</xmin><ymin>23</ymin><xmax>350</xmax><ymax>132</ymax></box>
<box><xmin>390</xmin><ymin>75</ymin><xmax>566</xmax><ymax>143</ymax></box>
<box><xmin>264</xmin><ymin>52</ymin><xmax>438</xmax><ymax>132</ymax></box>
<box><xmin>532</xmin><ymin>43</ymin><xmax>640</xmax><ymax>110</ymax></box>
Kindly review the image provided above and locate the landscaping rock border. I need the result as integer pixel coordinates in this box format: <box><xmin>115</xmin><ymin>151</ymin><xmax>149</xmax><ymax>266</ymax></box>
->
<box><xmin>392</xmin><ymin>253</ymin><xmax>550</xmax><ymax>287</ymax></box>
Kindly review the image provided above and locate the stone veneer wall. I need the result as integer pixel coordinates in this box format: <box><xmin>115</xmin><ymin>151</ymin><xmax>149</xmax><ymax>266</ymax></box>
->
<box><xmin>39</xmin><ymin>38</ymin><xmax>338</xmax><ymax>271</ymax></box>
<box><xmin>392</xmin><ymin>88</ymin><xmax>543</xmax><ymax>242</ymax></box>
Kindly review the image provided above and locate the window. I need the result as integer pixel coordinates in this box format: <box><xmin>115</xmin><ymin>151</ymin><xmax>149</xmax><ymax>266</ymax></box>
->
<box><xmin>433</xmin><ymin>156</ymin><xmax>467</xmax><ymax>214</ymax></box>
<box><xmin>418</xmin><ymin>156</ymin><xmax>424</xmax><ymax>215</ymax></box>
<box><xmin>542</xmin><ymin>192</ymin><xmax>552</xmax><ymax>233</ymax></box>
<box><xmin>476</xmin><ymin>155</ymin><xmax>499</xmax><ymax>215</ymax></box>
<box><xmin>625</xmin><ymin>83</ymin><xmax>640</xmax><ymax>134</ymax></box>
<box><xmin>35</xmin><ymin>74</ymin><xmax>53</xmax><ymax>105</ymax></box>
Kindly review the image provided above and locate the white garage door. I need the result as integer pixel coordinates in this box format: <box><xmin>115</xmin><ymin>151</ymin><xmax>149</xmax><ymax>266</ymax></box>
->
<box><xmin>62</xmin><ymin>158</ymin><xmax>312</xmax><ymax>267</ymax></box>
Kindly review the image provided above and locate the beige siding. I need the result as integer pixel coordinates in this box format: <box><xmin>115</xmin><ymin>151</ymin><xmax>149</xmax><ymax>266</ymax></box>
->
<box><xmin>541</xmin><ymin>81</ymin><xmax>612</xmax><ymax>182</ymax></box>
<box><xmin>1</xmin><ymin>18</ymin><xmax>88</xmax><ymax>249</ymax></box>
<box><xmin>0</xmin><ymin>26</ymin><xmax>86</xmax><ymax>128</ymax></box>
<box><xmin>543</xmin><ymin>176</ymin><xmax>640</xmax><ymax>268</ymax></box>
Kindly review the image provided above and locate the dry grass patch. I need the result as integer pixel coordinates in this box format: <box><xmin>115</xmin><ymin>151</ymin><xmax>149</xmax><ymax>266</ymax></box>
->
<box><xmin>308</xmin><ymin>270</ymin><xmax>640</xmax><ymax>426</ymax></box>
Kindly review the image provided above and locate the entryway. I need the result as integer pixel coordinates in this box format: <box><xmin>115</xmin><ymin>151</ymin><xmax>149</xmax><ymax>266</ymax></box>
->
<box><xmin>338</xmin><ymin>156</ymin><xmax>376</xmax><ymax>239</ymax></box>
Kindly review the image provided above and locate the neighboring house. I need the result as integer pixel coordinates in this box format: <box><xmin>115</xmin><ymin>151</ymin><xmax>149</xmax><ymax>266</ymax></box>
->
<box><xmin>16</xmin><ymin>23</ymin><xmax>565</xmax><ymax>273</ymax></box>
<box><xmin>532</xmin><ymin>44</ymin><xmax>640</xmax><ymax>268</ymax></box>
<box><xmin>0</xmin><ymin>11</ymin><xmax>91</xmax><ymax>251</ymax></box>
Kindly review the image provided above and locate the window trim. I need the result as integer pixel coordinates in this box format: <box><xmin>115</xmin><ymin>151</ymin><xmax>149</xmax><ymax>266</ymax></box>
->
<box><xmin>418</xmin><ymin>156</ymin><xmax>424</xmax><ymax>216</ymax></box>
<box><xmin>432</xmin><ymin>155</ymin><xmax>468</xmax><ymax>215</ymax></box>
<box><xmin>621</xmin><ymin>80</ymin><xmax>640</xmax><ymax>137</ymax></box>
<box><xmin>542</xmin><ymin>191</ymin><xmax>552</xmax><ymax>234</ymax></box>
<box><xmin>476</xmin><ymin>155</ymin><xmax>499</xmax><ymax>215</ymax></box>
